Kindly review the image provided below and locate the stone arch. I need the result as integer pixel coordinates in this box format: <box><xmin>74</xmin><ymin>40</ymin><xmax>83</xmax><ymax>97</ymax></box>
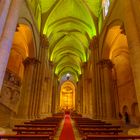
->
<box><xmin>101</xmin><ymin>19</ymin><xmax>124</xmax><ymax>59</ymax></box>
<box><xmin>18</xmin><ymin>17</ymin><xmax>37</xmax><ymax>57</ymax></box>
<box><xmin>0</xmin><ymin>23</ymin><xmax>35</xmax><ymax>112</ymax></box>
<box><xmin>8</xmin><ymin>23</ymin><xmax>35</xmax><ymax>79</ymax></box>
<box><xmin>101</xmin><ymin>19</ymin><xmax>136</xmax><ymax>117</ymax></box>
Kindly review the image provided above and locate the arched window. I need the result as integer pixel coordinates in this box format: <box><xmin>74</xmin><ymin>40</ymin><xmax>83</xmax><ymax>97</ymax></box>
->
<box><xmin>102</xmin><ymin>0</ymin><xmax>110</xmax><ymax>18</ymax></box>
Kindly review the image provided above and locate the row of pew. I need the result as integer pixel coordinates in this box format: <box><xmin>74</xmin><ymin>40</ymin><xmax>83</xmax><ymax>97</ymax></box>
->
<box><xmin>71</xmin><ymin>112</ymin><xmax>140</xmax><ymax>140</ymax></box>
<box><xmin>0</xmin><ymin>113</ymin><xmax>64</xmax><ymax>140</ymax></box>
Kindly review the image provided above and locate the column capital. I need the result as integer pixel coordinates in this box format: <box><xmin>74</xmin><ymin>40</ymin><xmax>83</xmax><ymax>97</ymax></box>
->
<box><xmin>78</xmin><ymin>74</ymin><xmax>82</xmax><ymax>80</ymax></box>
<box><xmin>89</xmin><ymin>36</ymin><xmax>99</xmax><ymax>49</ymax></box>
<box><xmin>97</xmin><ymin>59</ymin><xmax>114</xmax><ymax>69</ymax></box>
<box><xmin>81</xmin><ymin>62</ymin><xmax>87</xmax><ymax>68</ymax></box>
<box><xmin>40</xmin><ymin>34</ymin><xmax>49</xmax><ymax>48</ymax></box>
<box><xmin>49</xmin><ymin>61</ymin><xmax>54</xmax><ymax>67</ymax></box>
<box><xmin>54</xmin><ymin>74</ymin><xmax>59</xmax><ymax>79</ymax></box>
<box><xmin>120</xmin><ymin>24</ymin><xmax>126</xmax><ymax>35</ymax></box>
<box><xmin>23</xmin><ymin>57</ymin><xmax>41</xmax><ymax>66</ymax></box>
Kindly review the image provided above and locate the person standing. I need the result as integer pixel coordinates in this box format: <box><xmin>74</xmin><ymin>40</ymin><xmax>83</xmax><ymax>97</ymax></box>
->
<box><xmin>124</xmin><ymin>112</ymin><xmax>130</xmax><ymax>124</ymax></box>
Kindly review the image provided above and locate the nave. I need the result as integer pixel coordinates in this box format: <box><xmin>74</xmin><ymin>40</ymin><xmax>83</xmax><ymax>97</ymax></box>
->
<box><xmin>0</xmin><ymin>111</ymin><xmax>140</xmax><ymax>140</ymax></box>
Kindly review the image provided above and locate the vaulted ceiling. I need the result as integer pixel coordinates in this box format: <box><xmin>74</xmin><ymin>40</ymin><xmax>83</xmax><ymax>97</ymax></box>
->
<box><xmin>39</xmin><ymin>0</ymin><xmax>102</xmax><ymax>82</ymax></box>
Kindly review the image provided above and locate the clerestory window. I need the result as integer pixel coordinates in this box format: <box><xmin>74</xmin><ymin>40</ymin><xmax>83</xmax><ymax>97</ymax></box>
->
<box><xmin>102</xmin><ymin>0</ymin><xmax>110</xmax><ymax>18</ymax></box>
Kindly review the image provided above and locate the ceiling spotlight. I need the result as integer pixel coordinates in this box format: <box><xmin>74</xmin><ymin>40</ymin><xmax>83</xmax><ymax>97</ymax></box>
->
<box><xmin>66</xmin><ymin>73</ymin><xmax>70</xmax><ymax>80</ymax></box>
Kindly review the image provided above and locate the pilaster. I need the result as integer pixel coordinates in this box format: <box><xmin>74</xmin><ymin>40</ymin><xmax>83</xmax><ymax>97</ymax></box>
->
<box><xmin>91</xmin><ymin>36</ymin><xmax>99</xmax><ymax>119</ymax></box>
<box><xmin>29</xmin><ymin>57</ymin><xmax>40</xmax><ymax>119</ymax></box>
<box><xmin>98</xmin><ymin>59</ymin><xmax>114</xmax><ymax>119</ymax></box>
<box><xmin>17</xmin><ymin>57</ymin><xmax>37</xmax><ymax>118</ymax></box>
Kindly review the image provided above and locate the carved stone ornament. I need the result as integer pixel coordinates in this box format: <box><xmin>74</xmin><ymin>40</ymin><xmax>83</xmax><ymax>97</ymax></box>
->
<box><xmin>0</xmin><ymin>70</ymin><xmax>21</xmax><ymax>112</ymax></box>
<box><xmin>23</xmin><ymin>57</ymin><xmax>41</xmax><ymax>65</ymax></box>
<box><xmin>97</xmin><ymin>59</ymin><xmax>114</xmax><ymax>69</ymax></box>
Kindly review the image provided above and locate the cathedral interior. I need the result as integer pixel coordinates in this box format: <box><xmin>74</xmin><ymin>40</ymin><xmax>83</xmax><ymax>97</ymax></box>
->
<box><xmin>0</xmin><ymin>0</ymin><xmax>140</xmax><ymax>139</ymax></box>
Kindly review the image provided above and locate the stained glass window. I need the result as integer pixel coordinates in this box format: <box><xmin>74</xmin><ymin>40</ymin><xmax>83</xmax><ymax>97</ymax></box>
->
<box><xmin>102</xmin><ymin>0</ymin><xmax>110</xmax><ymax>18</ymax></box>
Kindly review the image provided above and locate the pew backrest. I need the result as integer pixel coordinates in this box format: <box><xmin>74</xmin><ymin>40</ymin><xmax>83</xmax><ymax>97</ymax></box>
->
<box><xmin>83</xmin><ymin>134</ymin><xmax>140</xmax><ymax>140</ymax></box>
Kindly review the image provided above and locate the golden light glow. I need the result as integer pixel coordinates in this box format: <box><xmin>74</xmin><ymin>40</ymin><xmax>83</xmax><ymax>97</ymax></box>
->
<box><xmin>60</xmin><ymin>81</ymin><xmax>75</xmax><ymax>110</ymax></box>
<box><xmin>7</xmin><ymin>24</ymin><xmax>34</xmax><ymax>79</ymax></box>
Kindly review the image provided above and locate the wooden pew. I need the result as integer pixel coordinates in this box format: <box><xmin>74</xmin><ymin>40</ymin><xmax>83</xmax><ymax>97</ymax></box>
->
<box><xmin>79</xmin><ymin>128</ymin><xmax>123</xmax><ymax>135</ymax></box>
<box><xmin>82</xmin><ymin>134</ymin><xmax>140</xmax><ymax>140</ymax></box>
<box><xmin>70</xmin><ymin>112</ymin><xmax>82</xmax><ymax>119</ymax></box>
<box><xmin>76</xmin><ymin>122</ymin><xmax>112</xmax><ymax>126</ymax></box>
<box><xmin>11</xmin><ymin>116</ymin><xmax>62</xmax><ymax>139</ymax></box>
<box><xmin>77</xmin><ymin>125</ymin><xmax>121</xmax><ymax>129</ymax></box>
<box><xmin>24</xmin><ymin>121</ymin><xmax>59</xmax><ymax>125</ymax></box>
<box><xmin>15</xmin><ymin>124</ymin><xmax>58</xmax><ymax>129</ymax></box>
<box><xmin>0</xmin><ymin>134</ymin><xmax>52</xmax><ymax>140</ymax></box>
<box><xmin>74</xmin><ymin>119</ymin><xmax>109</xmax><ymax>125</ymax></box>
<box><xmin>13</xmin><ymin>128</ymin><xmax>56</xmax><ymax>136</ymax></box>
<box><xmin>32</xmin><ymin>117</ymin><xmax>61</xmax><ymax>121</ymax></box>
<box><xmin>74</xmin><ymin>118</ymin><xmax>101</xmax><ymax>121</ymax></box>
<box><xmin>30</xmin><ymin>120</ymin><xmax>61</xmax><ymax>123</ymax></box>
<box><xmin>73</xmin><ymin>116</ymin><xmax>128</xmax><ymax>139</ymax></box>
<box><xmin>74</xmin><ymin>119</ymin><xmax>102</xmax><ymax>122</ymax></box>
<box><xmin>32</xmin><ymin>118</ymin><xmax>61</xmax><ymax>121</ymax></box>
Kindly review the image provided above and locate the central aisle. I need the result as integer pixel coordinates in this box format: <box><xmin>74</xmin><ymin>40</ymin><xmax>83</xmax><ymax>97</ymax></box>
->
<box><xmin>59</xmin><ymin>114</ymin><xmax>75</xmax><ymax>140</ymax></box>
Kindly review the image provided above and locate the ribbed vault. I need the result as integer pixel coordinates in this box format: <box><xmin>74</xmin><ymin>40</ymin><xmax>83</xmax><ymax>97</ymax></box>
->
<box><xmin>39</xmin><ymin>0</ymin><xmax>102</xmax><ymax>82</ymax></box>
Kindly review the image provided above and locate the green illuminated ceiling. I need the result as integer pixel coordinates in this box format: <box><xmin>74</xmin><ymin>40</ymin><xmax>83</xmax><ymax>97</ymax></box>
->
<box><xmin>39</xmin><ymin>0</ymin><xmax>102</xmax><ymax>82</ymax></box>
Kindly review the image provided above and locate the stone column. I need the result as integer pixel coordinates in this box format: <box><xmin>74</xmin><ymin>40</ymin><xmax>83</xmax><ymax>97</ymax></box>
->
<box><xmin>76</xmin><ymin>79</ymin><xmax>82</xmax><ymax>113</ymax></box>
<box><xmin>81</xmin><ymin>74</ymin><xmax>85</xmax><ymax>115</ymax></box>
<box><xmin>45</xmin><ymin>77</ymin><xmax>51</xmax><ymax>114</ymax></box>
<box><xmin>48</xmin><ymin>62</ymin><xmax>54</xmax><ymax>115</ymax></box>
<box><xmin>40</xmin><ymin>44</ymin><xmax>51</xmax><ymax>116</ymax></box>
<box><xmin>33</xmin><ymin>52</ymin><xmax>43</xmax><ymax>118</ymax></box>
<box><xmin>100</xmin><ymin>66</ymin><xmax>107</xmax><ymax>119</ymax></box>
<box><xmin>89</xmin><ymin>38</ymin><xmax>99</xmax><ymax>119</ymax></box>
<box><xmin>98</xmin><ymin>59</ymin><xmax>114</xmax><ymax>119</ymax></box>
<box><xmin>51</xmin><ymin>75</ymin><xmax>58</xmax><ymax>114</ymax></box>
<box><xmin>90</xmin><ymin>37</ymin><xmax>100</xmax><ymax>119</ymax></box>
<box><xmin>82</xmin><ymin>63</ymin><xmax>88</xmax><ymax>116</ymax></box>
<box><xmin>0</xmin><ymin>0</ymin><xmax>23</xmax><ymax>94</ymax></box>
<box><xmin>27</xmin><ymin>58</ymin><xmax>40</xmax><ymax>119</ymax></box>
<box><xmin>91</xmin><ymin>59</ymin><xmax>97</xmax><ymax>119</ymax></box>
<box><xmin>84</xmin><ymin>59</ymin><xmax>92</xmax><ymax>117</ymax></box>
<box><xmin>123</xmin><ymin>0</ymin><xmax>140</xmax><ymax>111</ymax></box>
<box><xmin>17</xmin><ymin>57</ymin><xmax>35</xmax><ymax>118</ymax></box>
<box><xmin>0</xmin><ymin>0</ymin><xmax>11</xmax><ymax>37</ymax></box>
<box><xmin>53</xmin><ymin>77</ymin><xmax>56</xmax><ymax>113</ymax></box>
<box><xmin>54</xmin><ymin>76</ymin><xmax>59</xmax><ymax>113</ymax></box>
<box><xmin>37</xmin><ymin>35</ymin><xmax>49</xmax><ymax>118</ymax></box>
<box><xmin>78</xmin><ymin>76</ymin><xmax>83</xmax><ymax>114</ymax></box>
<box><xmin>80</xmin><ymin>84</ymin><xmax>83</xmax><ymax>114</ymax></box>
<box><xmin>87</xmin><ymin>78</ymin><xmax>93</xmax><ymax>118</ymax></box>
<box><xmin>96</xmin><ymin>59</ymin><xmax>103</xmax><ymax>119</ymax></box>
<box><xmin>75</xmin><ymin>82</ymin><xmax>78</xmax><ymax>111</ymax></box>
